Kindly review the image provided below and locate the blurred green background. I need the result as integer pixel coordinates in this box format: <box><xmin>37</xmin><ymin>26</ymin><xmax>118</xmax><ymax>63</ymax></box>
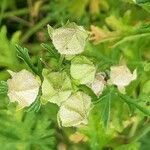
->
<box><xmin>0</xmin><ymin>0</ymin><xmax>150</xmax><ymax>150</ymax></box>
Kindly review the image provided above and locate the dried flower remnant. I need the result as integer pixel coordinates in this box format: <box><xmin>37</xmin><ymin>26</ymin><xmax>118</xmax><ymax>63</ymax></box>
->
<box><xmin>7</xmin><ymin>69</ymin><xmax>40</xmax><ymax>108</ymax></box>
<box><xmin>69</xmin><ymin>132</ymin><xmax>88</xmax><ymax>143</ymax></box>
<box><xmin>109</xmin><ymin>65</ymin><xmax>137</xmax><ymax>93</ymax></box>
<box><xmin>41</xmin><ymin>69</ymin><xmax>72</xmax><ymax>106</ymax></box>
<box><xmin>57</xmin><ymin>91</ymin><xmax>91</xmax><ymax>127</ymax></box>
<box><xmin>70</xmin><ymin>56</ymin><xmax>96</xmax><ymax>85</ymax></box>
<box><xmin>48</xmin><ymin>22</ymin><xmax>88</xmax><ymax>55</ymax></box>
<box><xmin>89</xmin><ymin>0</ymin><xmax>100</xmax><ymax>15</ymax></box>
<box><xmin>89</xmin><ymin>25</ymin><xmax>116</xmax><ymax>44</ymax></box>
<box><xmin>57</xmin><ymin>143</ymin><xmax>67</xmax><ymax>150</ymax></box>
<box><xmin>90</xmin><ymin>73</ymin><xmax>106</xmax><ymax>96</ymax></box>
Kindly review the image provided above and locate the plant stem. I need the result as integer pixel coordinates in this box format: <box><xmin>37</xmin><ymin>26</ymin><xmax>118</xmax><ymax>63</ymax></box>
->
<box><xmin>58</xmin><ymin>55</ymin><xmax>65</xmax><ymax>70</ymax></box>
<box><xmin>108</xmin><ymin>121</ymin><xmax>150</xmax><ymax>148</ymax></box>
<box><xmin>128</xmin><ymin>117</ymin><xmax>139</xmax><ymax>138</ymax></box>
<box><xmin>112</xmin><ymin>32</ymin><xmax>150</xmax><ymax>48</ymax></box>
<box><xmin>21</xmin><ymin>14</ymin><xmax>51</xmax><ymax>43</ymax></box>
<box><xmin>128</xmin><ymin>122</ymin><xmax>150</xmax><ymax>143</ymax></box>
<box><xmin>1</xmin><ymin>5</ymin><xmax>50</xmax><ymax>19</ymax></box>
<box><xmin>118</xmin><ymin>92</ymin><xmax>150</xmax><ymax>116</ymax></box>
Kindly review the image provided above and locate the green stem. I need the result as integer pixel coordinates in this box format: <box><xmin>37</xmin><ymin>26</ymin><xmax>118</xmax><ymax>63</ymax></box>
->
<box><xmin>93</xmin><ymin>94</ymin><xmax>108</xmax><ymax>105</ymax></box>
<box><xmin>128</xmin><ymin>122</ymin><xmax>150</xmax><ymax>143</ymax></box>
<box><xmin>58</xmin><ymin>55</ymin><xmax>64</xmax><ymax>70</ymax></box>
<box><xmin>118</xmin><ymin>92</ymin><xmax>150</xmax><ymax>116</ymax></box>
<box><xmin>1</xmin><ymin>5</ymin><xmax>50</xmax><ymax>19</ymax></box>
<box><xmin>21</xmin><ymin>14</ymin><xmax>51</xmax><ymax>43</ymax></box>
<box><xmin>128</xmin><ymin>117</ymin><xmax>139</xmax><ymax>138</ymax></box>
<box><xmin>2</xmin><ymin>8</ymin><xmax>28</xmax><ymax>18</ymax></box>
<box><xmin>108</xmin><ymin>122</ymin><xmax>150</xmax><ymax>148</ymax></box>
<box><xmin>112</xmin><ymin>32</ymin><xmax>150</xmax><ymax>48</ymax></box>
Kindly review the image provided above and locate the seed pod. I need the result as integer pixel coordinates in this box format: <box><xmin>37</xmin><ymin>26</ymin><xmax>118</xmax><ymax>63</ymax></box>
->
<box><xmin>109</xmin><ymin>65</ymin><xmax>137</xmax><ymax>93</ymax></box>
<box><xmin>7</xmin><ymin>69</ymin><xmax>40</xmax><ymax>108</ymax></box>
<box><xmin>90</xmin><ymin>73</ymin><xmax>105</xmax><ymax>96</ymax></box>
<box><xmin>57</xmin><ymin>91</ymin><xmax>91</xmax><ymax>127</ymax></box>
<box><xmin>41</xmin><ymin>69</ymin><xmax>72</xmax><ymax>106</ymax></box>
<box><xmin>70</xmin><ymin>56</ymin><xmax>96</xmax><ymax>85</ymax></box>
<box><xmin>48</xmin><ymin>22</ymin><xmax>88</xmax><ymax>55</ymax></box>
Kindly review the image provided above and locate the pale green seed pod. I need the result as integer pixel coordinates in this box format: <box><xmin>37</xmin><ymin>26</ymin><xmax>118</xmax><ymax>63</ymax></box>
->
<box><xmin>57</xmin><ymin>91</ymin><xmax>91</xmax><ymax>127</ymax></box>
<box><xmin>41</xmin><ymin>69</ymin><xmax>72</xmax><ymax>106</ymax></box>
<box><xmin>109</xmin><ymin>65</ymin><xmax>137</xmax><ymax>93</ymax></box>
<box><xmin>7</xmin><ymin>69</ymin><xmax>40</xmax><ymax>108</ymax></box>
<box><xmin>70</xmin><ymin>56</ymin><xmax>96</xmax><ymax>85</ymax></box>
<box><xmin>48</xmin><ymin>22</ymin><xmax>88</xmax><ymax>55</ymax></box>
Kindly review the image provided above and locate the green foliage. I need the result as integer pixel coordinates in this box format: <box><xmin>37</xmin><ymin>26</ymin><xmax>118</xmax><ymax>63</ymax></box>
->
<box><xmin>140</xmin><ymin>132</ymin><xmax>150</xmax><ymax>150</ymax></box>
<box><xmin>118</xmin><ymin>92</ymin><xmax>150</xmax><ymax>116</ymax></box>
<box><xmin>136</xmin><ymin>0</ymin><xmax>150</xmax><ymax>4</ymax></box>
<box><xmin>16</xmin><ymin>45</ymin><xmax>37</xmax><ymax>73</ymax></box>
<box><xmin>0</xmin><ymin>81</ymin><xmax>7</xmax><ymax>94</ymax></box>
<box><xmin>98</xmin><ymin>87</ymin><xmax>113</xmax><ymax>128</ymax></box>
<box><xmin>0</xmin><ymin>26</ymin><xmax>21</xmax><ymax>80</ymax></box>
<box><xmin>81</xmin><ymin>107</ymin><xmax>113</xmax><ymax>150</ymax></box>
<box><xmin>0</xmin><ymin>27</ymin><xmax>20</xmax><ymax>67</ymax></box>
<box><xmin>115</xmin><ymin>142</ymin><xmax>141</xmax><ymax>150</ymax></box>
<box><xmin>139</xmin><ymin>2</ymin><xmax>150</xmax><ymax>13</ymax></box>
<box><xmin>0</xmin><ymin>104</ymin><xmax>56</xmax><ymax>150</ymax></box>
<box><xmin>0</xmin><ymin>0</ymin><xmax>150</xmax><ymax>150</ymax></box>
<box><xmin>41</xmin><ymin>43</ymin><xmax>60</xmax><ymax>59</ymax></box>
<box><xmin>16</xmin><ymin>45</ymin><xmax>43</xmax><ymax>77</ymax></box>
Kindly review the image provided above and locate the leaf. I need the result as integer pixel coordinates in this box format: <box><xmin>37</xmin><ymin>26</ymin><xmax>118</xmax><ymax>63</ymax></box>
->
<box><xmin>81</xmin><ymin>105</ymin><xmax>112</xmax><ymax>149</ymax></box>
<box><xmin>0</xmin><ymin>108</ymin><xmax>56</xmax><ymax>149</ymax></box>
<box><xmin>16</xmin><ymin>45</ymin><xmax>43</xmax><ymax>78</ymax></box>
<box><xmin>112</xmin><ymin>24</ymin><xmax>150</xmax><ymax>48</ymax></box>
<box><xmin>89</xmin><ymin>25</ymin><xmax>118</xmax><ymax>44</ymax></box>
<box><xmin>118</xmin><ymin>92</ymin><xmax>150</xmax><ymax>116</ymax></box>
<box><xmin>78</xmin><ymin>84</ymin><xmax>97</xmax><ymax>100</ymax></box>
<box><xmin>136</xmin><ymin>0</ymin><xmax>150</xmax><ymax>4</ymax></box>
<box><xmin>139</xmin><ymin>2</ymin><xmax>150</xmax><ymax>13</ymax></box>
<box><xmin>115</xmin><ymin>142</ymin><xmax>140</xmax><ymax>150</ymax></box>
<box><xmin>0</xmin><ymin>26</ymin><xmax>21</xmax><ymax>80</ymax></box>
<box><xmin>0</xmin><ymin>27</ymin><xmax>20</xmax><ymax>67</ymax></box>
<box><xmin>0</xmin><ymin>81</ymin><xmax>8</xmax><ymax>94</ymax></box>
<box><xmin>142</xmin><ymin>80</ymin><xmax>150</xmax><ymax>94</ymax></box>
<box><xmin>15</xmin><ymin>44</ymin><xmax>39</xmax><ymax>75</ymax></box>
<box><xmin>140</xmin><ymin>132</ymin><xmax>150</xmax><ymax>150</ymax></box>
<box><xmin>41</xmin><ymin>43</ymin><xmax>60</xmax><ymax>58</ymax></box>
<box><xmin>99</xmin><ymin>91</ymin><xmax>111</xmax><ymax>128</ymax></box>
<box><xmin>67</xmin><ymin>0</ymin><xmax>89</xmax><ymax>18</ymax></box>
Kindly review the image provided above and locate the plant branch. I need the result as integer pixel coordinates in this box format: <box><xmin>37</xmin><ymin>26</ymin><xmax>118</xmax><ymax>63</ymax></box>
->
<box><xmin>117</xmin><ymin>92</ymin><xmax>150</xmax><ymax>116</ymax></box>
<box><xmin>21</xmin><ymin>14</ymin><xmax>51</xmax><ymax>43</ymax></box>
<box><xmin>1</xmin><ymin>5</ymin><xmax>50</xmax><ymax>19</ymax></box>
<box><xmin>128</xmin><ymin>122</ymin><xmax>150</xmax><ymax>143</ymax></box>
